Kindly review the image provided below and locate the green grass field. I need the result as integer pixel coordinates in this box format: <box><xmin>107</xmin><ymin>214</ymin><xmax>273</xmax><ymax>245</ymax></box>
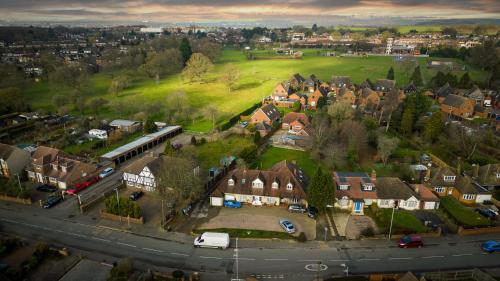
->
<box><xmin>368</xmin><ymin>207</ymin><xmax>428</xmax><ymax>234</ymax></box>
<box><xmin>255</xmin><ymin>146</ymin><xmax>320</xmax><ymax>176</ymax></box>
<box><xmin>188</xmin><ymin>135</ymin><xmax>254</xmax><ymax>169</ymax></box>
<box><xmin>22</xmin><ymin>49</ymin><xmax>487</xmax><ymax>133</ymax></box>
<box><xmin>440</xmin><ymin>196</ymin><xmax>491</xmax><ymax>227</ymax></box>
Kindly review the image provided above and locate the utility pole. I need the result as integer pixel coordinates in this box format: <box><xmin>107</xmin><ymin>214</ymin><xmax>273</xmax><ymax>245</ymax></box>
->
<box><xmin>115</xmin><ymin>187</ymin><xmax>121</xmax><ymax>222</ymax></box>
<box><xmin>161</xmin><ymin>199</ymin><xmax>165</xmax><ymax>230</ymax></box>
<box><xmin>388</xmin><ymin>201</ymin><xmax>397</xmax><ymax>240</ymax></box>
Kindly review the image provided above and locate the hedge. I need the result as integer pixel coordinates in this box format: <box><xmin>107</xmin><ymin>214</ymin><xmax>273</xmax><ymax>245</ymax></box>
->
<box><xmin>218</xmin><ymin>102</ymin><xmax>262</xmax><ymax>131</ymax></box>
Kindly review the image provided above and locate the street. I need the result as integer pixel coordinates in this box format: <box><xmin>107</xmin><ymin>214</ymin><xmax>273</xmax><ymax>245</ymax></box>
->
<box><xmin>0</xmin><ymin>202</ymin><xmax>499</xmax><ymax>281</ymax></box>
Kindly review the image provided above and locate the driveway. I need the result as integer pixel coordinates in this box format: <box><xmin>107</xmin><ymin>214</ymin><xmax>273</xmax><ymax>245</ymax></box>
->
<box><xmin>198</xmin><ymin>206</ymin><xmax>316</xmax><ymax>240</ymax></box>
<box><xmin>345</xmin><ymin>215</ymin><xmax>378</xmax><ymax>240</ymax></box>
<box><xmin>331</xmin><ymin>211</ymin><xmax>350</xmax><ymax>237</ymax></box>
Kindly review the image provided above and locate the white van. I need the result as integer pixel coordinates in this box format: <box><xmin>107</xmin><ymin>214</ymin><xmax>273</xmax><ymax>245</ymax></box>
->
<box><xmin>194</xmin><ymin>232</ymin><xmax>230</xmax><ymax>249</ymax></box>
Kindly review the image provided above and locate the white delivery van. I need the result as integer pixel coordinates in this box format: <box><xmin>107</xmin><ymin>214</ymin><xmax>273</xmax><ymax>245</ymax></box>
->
<box><xmin>194</xmin><ymin>232</ymin><xmax>230</xmax><ymax>249</ymax></box>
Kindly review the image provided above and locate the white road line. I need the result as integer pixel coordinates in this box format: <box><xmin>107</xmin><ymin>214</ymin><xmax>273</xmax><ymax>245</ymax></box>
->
<box><xmin>199</xmin><ymin>256</ymin><xmax>223</xmax><ymax>260</ymax></box>
<box><xmin>265</xmin><ymin>258</ymin><xmax>289</xmax><ymax>261</ymax></box>
<box><xmin>92</xmin><ymin>237</ymin><xmax>111</xmax><ymax>242</ymax></box>
<box><xmin>235</xmin><ymin>257</ymin><xmax>256</xmax><ymax>261</ymax></box>
<box><xmin>299</xmin><ymin>259</ymin><xmax>322</xmax><ymax>262</ymax></box>
<box><xmin>421</xmin><ymin>255</ymin><xmax>444</xmax><ymax>259</ymax></box>
<box><xmin>170</xmin><ymin>252</ymin><xmax>189</xmax><ymax>257</ymax></box>
<box><xmin>389</xmin><ymin>257</ymin><xmax>413</xmax><ymax>260</ymax></box>
<box><xmin>142</xmin><ymin>247</ymin><xmax>163</xmax><ymax>253</ymax></box>
<box><xmin>357</xmin><ymin>258</ymin><xmax>380</xmax><ymax>261</ymax></box>
<box><xmin>117</xmin><ymin>242</ymin><xmax>136</xmax><ymax>248</ymax></box>
<box><xmin>329</xmin><ymin>259</ymin><xmax>350</xmax><ymax>262</ymax></box>
<box><xmin>452</xmin><ymin>254</ymin><xmax>473</xmax><ymax>257</ymax></box>
<box><xmin>68</xmin><ymin>232</ymin><xmax>85</xmax><ymax>238</ymax></box>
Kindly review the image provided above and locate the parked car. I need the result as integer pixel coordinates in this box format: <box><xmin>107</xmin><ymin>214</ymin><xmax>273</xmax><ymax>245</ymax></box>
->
<box><xmin>99</xmin><ymin>167</ymin><xmax>114</xmax><ymax>178</ymax></box>
<box><xmin>241</xmin><ymin>121</ymin><xmax>248</xmax><ymax>128</ymax></box>
<box><xmin>475</xmin><ymin>208</ymin><xmax>497</xmax><ymax>219</ymax></box>
<box><xmin>129</xmin><ymin>191</ymin><xmax>144</xmax><ymax>201</ymax></box>
<box><xmin>307</xmin><ymin>206</ymin><xmax>319</xmax><ymax>219</ymax></box>
<box><xmin>66</xmin><ymin>176</ymin><xmax>100</xmax><ymax>195</ymax></box>
<box><xmin>288</xmin><ymin>204</ymin><xmax>306</xmax><ymax>213</ymax></box>
<box><xmin>36</xmin><ymin>184</ymin><xmax>57</xmax><ymax>193</ymax></box>
<box><xmin>182</xmin><ymin>204</ymin><xmax>193</xmax><ymax>216</ymax></box>
<box><xmin>481</xmin><ymin>240</ymin><xmax>500</xmax><ymax>253</ymax></box>
<box><xmin>43</xmin><ymin>196</ymin><xmax>63</xmax><ymax>209</ymax></box>
<box><xmin>398</xmin><ymin>235</ymin><xmax>423</xmax><ymax>248</ymax></box>
<box><xmin>223</xmin><ymin>200</ymin><xmax>242</xmax><ymax>208</ymax></box>
<box><xmin>279</xmin><ymin>219</ymin><xmax>296</xmax><ymax>234</ymax></box>
<box><xmin>194</xmin><ymin>232</ymin><xmax>230</xmax><ymax>249</ymax></box>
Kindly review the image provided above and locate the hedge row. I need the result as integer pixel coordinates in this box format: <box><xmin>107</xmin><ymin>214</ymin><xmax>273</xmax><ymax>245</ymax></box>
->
<box><xmin>218</xmin><ymin>102</ymin><xmax>262</xmax><ymax>131</ymax></box>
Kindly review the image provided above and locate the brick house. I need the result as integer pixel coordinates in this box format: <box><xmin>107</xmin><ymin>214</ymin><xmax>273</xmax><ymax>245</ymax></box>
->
<box><xmin>440</xmin><ymin>94</ymin><xmax>475</xmax><ymax>119</ymax></box>
<box><xmin>330</xmin><ymin>76</ymin><xmax>352</xmax><ymax>92</ymax></box>
<box><xmin>271</xmin><ymin>83</ymin><xmax>291</xmax><ymax>101</ymax></box>
<box><xmin>250</xmin><ymin>104</ymin><xmax>281</xmax><ymax>126</ymax></box>
<box><xmin>374</xmin><ymin>79</ymin><xmax>396</xmax><ymax>94</ymax></box>
<box><xmin>289</xmin><ymin>73</ymin><xmax>305</xmax><ymax>90</ymax></box>
<box><xmin>333</xmin><ymin>171</ymin><xmax>378</xmax><ymax>215</ymax></box>
<box><xmin>336</xmin><ymin>88</ymin><xmax>357</xmax><ymax>106</ymax></box>
<box><xmin>427</xmin><ymin>166</ymin><xmax>457</xmax><ymax>197</ymax></box>
<box><xmin>289</xmin><ymin>93</ymin><xmax>307</xmax><ymax>108</ymax></box>
<box><xmin>304</xmin><ymin>74</ymin><xmax>319</xmax><ymax>93</ymax></box>
<box><xmin>435</xmin><ymin>83</ymin><xmax>453</xmax><ymax>103</ymax></box>
<box><xmin>282</xmin><ymin>112</ymin><xmax>310</xmax><ymax>134</ymax></box>
<box><xmin>210</xmin><ymin>160</ymin><xmax>309</xmax><ymax>207</ymax></box>
<box><xmin>308</xmin><ymin>88</ymin><xmax>327</xmax><ymax>110</ymax></box>
<box><xmin>358</xmin><ymin>88</ymin><xmax>381</xmax><ymax>110</ymax></box>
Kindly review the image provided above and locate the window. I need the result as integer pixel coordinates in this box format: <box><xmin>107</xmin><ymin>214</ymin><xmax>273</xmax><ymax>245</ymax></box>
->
<box><xmin>435</xmin><ymin>186</ymin><xmax>445</xmax><ymax>193</ymax></box>
<box><xmin>380</xmin><ymin>200</ymin><xmax>390</xmax><ymax>207</ymax></box>
<box><xmin>463</xmin><ymin>194</ymin><xmax>475</xmax><ymax>200</ymax></box>
<box><xmin>443</xmin><ymin>175</ymin><xmax>456</xmax><ymax>182</ymax></box>
<box><xmin>241</xmin><ymin>178</ymin><xmax>246</xmax><ymax>184</ymax></box>
<box><xmin>362</xmin><ymin>184</ymin><xmax>373</xmax><ymax>191</ymax></box>
<box><xmin>228</xmin><ymin>179</ymin><xmax>234</xmax><ymax>186</ymax></box>
<box><xmin>267</xmin><ymin>197</ymin><xmax>274</xmax><ymax>203</ymax></box>
<box><xmin>496</xmin><ymin>173</ymin><xmax>500</xmax><ymax>179</ymax></box>
<box><xmin>252</xmin><ymin>179</ymin><xmax>263</xmax><ymax>188</ymax></box>
<box><xmin>287</xmin><ymin>183</ymin><xmax>293</xmax><ymax>190</ymax></box>
<box><xmin>292</xmin><ymin>197</ymin><xmax>299</xmax><ymax>203</ymax></box>
<box><xmin>405</xmin><ymin>200</ymin><xmax>417</xmax><ymax>208</ymax></box>
<box><xmin>272</xmin><ymin>182</ymin><xmax>279</xmax><ymax>189</ymax></box>
<box><xmin>339</xmin><ymin>184</ymin><xmax>349</xmax><ymax>190</ymax></box>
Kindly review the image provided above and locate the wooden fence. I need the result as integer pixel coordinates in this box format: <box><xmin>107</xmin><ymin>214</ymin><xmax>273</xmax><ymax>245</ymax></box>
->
<box><xmin>99</xmin><ymin>209</ymin><xmax>144</xmax><ymax>224</ymax></box>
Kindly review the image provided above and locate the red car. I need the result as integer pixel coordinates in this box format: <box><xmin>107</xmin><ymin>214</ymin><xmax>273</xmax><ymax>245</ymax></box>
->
<box><xmin>66</xmin><ymin>176</ymin><xmax>100</xmax><ymax>195</ymax></box>
<box><xmin>398</xmin><ymin>235</ymin><xmax>423</xmax><ymax>248</ymax></box>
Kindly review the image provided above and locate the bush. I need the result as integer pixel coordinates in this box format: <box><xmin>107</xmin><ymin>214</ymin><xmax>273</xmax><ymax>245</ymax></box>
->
<box><xmin>105</xmin><ymin>196</ymin><xmax>142</xmax><ymax>219</ymax></box>
<box><xmin>172</xmin><ymin>270</ymin><xmax>185</xmax><ymax>280</ymax></box>
<box><xmin>361</xmin><ymin>227</ymin><xmax>375</xmax><ymax>237</ymax></box>
<box><xmin>108</xmin><ymin>258</ymin><xmax>133</xmax><ymax>281</ymax></box>
<box><xmin>190</xmin><ymin>136</ymin><xmax>197</xmax><ymax>145</ymax></box>
<box><xmin>296</xmin><ymin>232</ymin><xmax>307</xmax><ymax>242</ymax></box>
<box><xmin>200</xmin><ymin>137</ymin><xmax>207</xmax><ymax>144</ymax></box>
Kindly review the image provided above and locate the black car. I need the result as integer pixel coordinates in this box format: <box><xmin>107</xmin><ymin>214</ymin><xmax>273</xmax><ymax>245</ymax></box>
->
<box><xmin>36</xmin><ymin>184</ymin><xmax>57</xmax><ymax>193</ymax></box>
<box><xmin>307</xmin><ymin>206</ymin><xmax>319</xmax><ymax>219</ymax></box>
<box><xmin>182</xmin><ymin>204</ymin><xmax>193</xmax><ymax>216</ymax></box>
<box><xmin>43</xmin><ymin>196</ymin><xmax>63</xmax><ymax>209</ymax></box>
<box><xmin>129</xmin><ymin>191</ymin><xmax>144</xmax><ymax>201</ymax></box>
<box><xmin>475</xmin><ymin>208</ymin><xmax>497</xmax><ymax>219</ymax></box>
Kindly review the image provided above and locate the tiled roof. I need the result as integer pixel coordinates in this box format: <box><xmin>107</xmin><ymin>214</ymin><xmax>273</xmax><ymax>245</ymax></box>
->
<box><xmin>333</xmin><ymin>171</ymin><xmax>378</xmax><ymax>201</ymax></box>
<box><xmin>283</xmin><ymin>112</ymin><xmax>310</xmax><ymax>126</ymax></box>
<box><xmin>376</xmin><ymin>177</ymin><xmax>417</xmax><ymax>200</ymax></box>
<box><xmin>442</xmin><ymin>94</ymin><xmax>470</xmax><ymax>108</ymax></box>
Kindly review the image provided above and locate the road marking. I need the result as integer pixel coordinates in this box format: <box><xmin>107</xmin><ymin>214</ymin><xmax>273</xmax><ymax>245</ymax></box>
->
<box><xmin>68</xmin><ymin>232</ymin><xmax>85</xmax><ymax>238</ymax></box>
<box><xmin>234</xmin><ymin>257</ymin><xmax>256</xmax><ymax>261</ymax></box>
<box><xmin>92</xmin><ymin>237</ymin><xmax>111</xmax><ymax>242</ymax></box>
<box><xmin>117</xmin><ymin>242</ymin><xmax>136</xmax><ymax>248</ymax></box>
<box><xmin>421</xmin><ymin>255</ymin><xmax>444</xmax><ymax>259</ymax></box>
<box><xmin>389</xmin><ymin>257</ymin><xmax>413</xmax><ymax>260</ymax></box>
<box><xmin>265</xmin><ymin>258</ymin><xmax>289</xmax><ymax>261</ymax></box>
<box><xmin>357</xmin><ymin>258</ymin><xmax>380</xmax><ymax>261</ymax></box>
<box><xmin>142</xmin><ymin>247</ymin><xmax>163</xmax><ymax>253</ymax></box>
<box><xmin>170</xmin><ymin>252</ymin><xmax>189</xmax><ymax>257</ymax></box>
<box><xmin>199</xmin><ymin>256</ymin><xmax>223</xmax><ymax>260</ymax></box>
<box><xmin>452</xmin><ymin>254</ymin><xmax>473</xmax><ymax>257</ymax></box>
<box><xmin>299</xmin><ymin>259</ymin><xmax>323</xmax><ymax>262</ymax></box>
<box><xmin>329</xmin><ymin>259</ymin><xmax>350</xmax><ymax>262</ymax></box>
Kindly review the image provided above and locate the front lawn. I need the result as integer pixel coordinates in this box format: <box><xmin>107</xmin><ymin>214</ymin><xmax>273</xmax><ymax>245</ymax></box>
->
<box><xmin>255</xmin><ymin>146</ymin><xmax>319</xmax><ymax>176</ymax></box>
<box><xmin>440</xmin><ymin>196</ymin><xmax>491</xmax><ymax>227</ymax></box>
<box><xmin>367</xmin><ymin>206</ymin><xmax>428</xmax><ymax>234</ymax></box>
<box><xmin>193</xmin><ymin>228</ymin><xmax>295</xmax><ymax>240</ymax></box>
<box><xmin>189</xmin><ymin>135</ymin><xmax>254</xmax><ymax>169</ymax></box>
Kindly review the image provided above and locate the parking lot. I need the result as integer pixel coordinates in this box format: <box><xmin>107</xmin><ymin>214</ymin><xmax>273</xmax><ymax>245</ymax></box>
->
<box><xmin>197</xmin><ymin>206</ymin><xmax>317</xmax><ymax>240</ymax></box>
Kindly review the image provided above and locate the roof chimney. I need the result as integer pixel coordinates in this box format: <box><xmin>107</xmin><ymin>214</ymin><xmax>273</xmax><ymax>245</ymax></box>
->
<box><xmin>472</xmin><ymin>164</ymin><xmax>479</xmax><ymax>178</ymax></box>
<box><xmin>370</xmin><ymin>169</ymin><xmax>377</xmax><ymax>182</ymax></box>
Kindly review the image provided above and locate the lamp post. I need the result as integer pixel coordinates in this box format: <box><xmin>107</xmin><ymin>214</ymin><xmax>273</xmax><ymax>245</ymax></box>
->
<box><xmin>115</xmin><ymin>187</ymin><xmax>121</xmax><ymax>222</ymax></box>
<box><xmin>388</xmin><ymin>201</ymin><xmax>398</xmax><ymax>240</ymax></box>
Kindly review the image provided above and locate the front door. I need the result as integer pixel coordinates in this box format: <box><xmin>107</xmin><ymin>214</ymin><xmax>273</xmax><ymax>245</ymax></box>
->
<box><xmin>354</xmin><ymin>201</ymin><xmax>362</xmax><ymax>214</ymax></box>
<box><xmin>252</xmin><ymin>196</ymin><xmax>262</xmax><ymax>206</ymax></box>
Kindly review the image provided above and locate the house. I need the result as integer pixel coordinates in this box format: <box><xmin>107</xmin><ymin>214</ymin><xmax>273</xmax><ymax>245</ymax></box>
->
<box><xmin>473</xmin><ymin>104</ymin><xmax>491</xmax><ymax>118</ymax></box>
<box><xmin>308</xmin><ymin>88</ymin><xmax>327</xmax><ymax>109</ymax></box>
<box><xmin>304</xmin><ymin>74</ymin><xmax>319</xmax><ymax>93</ymax></box>
<box><xmin>375</xmin><ymin>177</ymin><xmax>420</xmax><ymax>210</ymax></box>
<box><xmin>333</xmin><ymin>171</ymin><xmax>378</xmax><ymax>215</ymax></box>
<box><xmin>122</xmin><ymin>153</ymin><xmax>198</xmax><ymax>192</ymax></box>
<box><xmin>250</xmin><ymin>104</ymin><xmax>281</xmax><ymax>126</ymax></box>
<box><xmin>435</xmin><ymin>83</ymin><xmax>453</xmax><ymax>103</ymax></box>
<box><xmin>427</xmin><ymin>166</ymin><xmax>457</xmax><ymax>196</ymax></box>
<box><xmin>289</xmin><ymin>93</ymin><xmax>307</xmax><ymax>107</ymax></box>
<box><xmin>337</xmin><ymin>88</ymin><xmax>357</xmax><ymax>106</ymax></box>
<box><xmin>282</xmin><ymin>112</ymin><xmax>310</xmax><ymax>134</ymax></box>
<box><xmin>471</xmin><ymin>163</ymin><xmax>500</xmax><ymax>191</ymax></box>
<box><xmin>271</xmin><ymin>83</ymin><xmax>291</xmax><ymax>101</ymax></box>
<box><xmin>26</xmin><ymin>146</ymin><xmax>99</xmax><ymax>189</ymax></box>
<box><xmin>109</xmin><ymin>119</ymin><xmax>142</xmax><ymax>133</ymax></box>
<box><xmin>451</xmin><ymin>175</ymin><xmax>491</xmax><ymax>204</ymax></box>
<box><xmin>467</xmin><ymin>87</ymin><xmax>485</xmax><ymax>105</ymax></box>
<box><xmin>210</xmin><ymin>160</ymin><xmax>309</xmax><ymax>207</ymax></box>
<box><xmin>0</xmin><ymin>143</ymin><xmax>31</xmax><ymax>179</ymax></box>
<box><xmin>374</xmin><ymin>79</ymin><xmax>396</xmax><ymax>94</ymax></box>
<box><xmin>404</xmin><ymin>82</ymin><xmax>417</xmax><ymax>94</ymax></box>
<box><xmin>440</xmin><ymin>94</ymin><xmax>475</xmax><ymax>119</ymax></box>
<box><xmin>412</xmin><ymin>184</ymin><xmax>440</xmax><ymax>209</ymax></box>
<box><xmin>358</xmin><ymin>88</ymin><xmax>381</xmax><ymax>110</ymax></box>
<box><xmin>330</xmin><ymin>76</ymin><xmax>351</xmax><ymax>91</ymax></box>
<box><xmin>289</xmin><ymin>73</ymin><xmax>305</xmax><ymax>90</ymax></box>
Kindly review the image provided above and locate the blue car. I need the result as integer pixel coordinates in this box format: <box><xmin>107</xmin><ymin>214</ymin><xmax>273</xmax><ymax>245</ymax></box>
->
<box><xmin>482</xmin><ymin>241</ymin><xmax>500</xmax><ymax>253</ymax></box>
<box><xmin>224</xmin><ymin>200</ymin><xmax>242</xmax><ymax>208</ymax></box>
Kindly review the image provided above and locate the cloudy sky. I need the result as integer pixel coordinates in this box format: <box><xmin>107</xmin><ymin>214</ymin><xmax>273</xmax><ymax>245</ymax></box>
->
<box><xmin>0</xmin><ymin>0</ymin><xmax>499</xmax><ymax>24</ymax></box>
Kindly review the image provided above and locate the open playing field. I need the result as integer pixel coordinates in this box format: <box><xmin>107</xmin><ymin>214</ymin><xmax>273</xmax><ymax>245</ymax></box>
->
<box><xmin>22</xmin><ymin>49</ymin><xmax>487</xmax><ymax>132</ymax></box>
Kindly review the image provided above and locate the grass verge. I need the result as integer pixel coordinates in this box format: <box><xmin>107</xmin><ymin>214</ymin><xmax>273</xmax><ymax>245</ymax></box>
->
<box><xmin>439</xmin><ymin>196</ymin><xmax>490</xmax><ymax>227</ymax></box>
<box><xmin>193</xmin><ymin>228</ymin><xmax>295</xmax><ymax>240</ymax></box>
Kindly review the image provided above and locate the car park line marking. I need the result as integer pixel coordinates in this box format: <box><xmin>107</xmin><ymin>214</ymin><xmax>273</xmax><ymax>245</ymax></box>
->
<box><xmin>170</xmin><ymin>252</ymin><xmax>189</xmax><ymax>257</ymax></box>
<box><xmin>199</xmin><ymin>256</ymin><xmax>223</xmax><ymax>260</ymax></box>
<box><xmin>265</xmin><ymin>258</ymin><xmax>289</xmax><ymax>261</ymax></box>
<box><xmin>452</xmin><ymin>254</ymin><xmax>473</xmax><ymax>257</ymax></box>
<box><xmin>117</xmin><ymin>242</ymin><xmax>136</xmax><ymax>247</ymax></box>
<box><xmin>142</xmin><ymin>247</ymin><xmax>163</xmax><ymax>253</ymax></box>
<box><xmin>92</xmin><ymin>237</ymin><xmax>111</xmax><ymax>242</ymax></box>
<box><xmin>389</xmin><ymin>257</ymin><xmax>413</xmax><ymax>260</ymax></box>
<box><xmin>421</xmin><ymin>255</ymin><xmax>444</xmax><ymax>259</ymax></box>
<box><xmin>357</xmin><ymin>258</ymin><xmax>380</xmax><ymax>261</ymax></box>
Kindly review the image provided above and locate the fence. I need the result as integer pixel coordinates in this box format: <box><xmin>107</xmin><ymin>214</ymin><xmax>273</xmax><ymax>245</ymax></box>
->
<box><xmin>458</xmin><ymin>225</ymin><xmax>500</xmax><ymax>236</ymax></box>
<box><xmin>79</xmin><ymin>182</ymin><xmax>124</xmax><ymax>213</ymax></box>
<box><xmin>0</xmin><ymin>194</ymin><xmax>32</xmax><ymax>205</ymax></box>
<box><xmin>99</xmin><ymin>209</ymin><xmax>144</xmax><ymax>224</ymax></box>
<box><xmin>422</xmin><ymin>269</ymin><xmax>496</xmax><ymax>281</ymax></box>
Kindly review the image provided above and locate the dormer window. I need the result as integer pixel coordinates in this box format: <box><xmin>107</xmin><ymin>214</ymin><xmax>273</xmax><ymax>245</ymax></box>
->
<box><xmin>287</xmin><ymin>183</ymin><xmax>293</xmax><ymax>190</ymax></box>
<box><xmin>496</xmin><ymin>173</ymin><xmax>500</xmax><ymax>179</ymax></box>
<box><xmin>228</xmin><ymin>179</ymin><xmax>234</xmax><ymax>186</ymax></box>
<box><xmin>339</xmin><ymin>184</ymin><xmax>349</xmax><ymax>191</ymax></box>
<box><xmin>272</xmin><ymin>182</ymin><xmax>279</xmax><ymax>189</ymax></box>
<box><xmin>443</xmin><ymin>175</ymin><xmax>456</xmax><ymax>182</ymax></box>
<box><xmin>241</xmin><ymin>178</ymin><xmax>246</xmax><ymax>184</ymax></box>
<box><xmin>362</xmin><ymin>183</ymin><xmax>374</xmax><ymax>191</ymax></box>
<box><xmin>252</xmin><ymin>179</ymin><xmax>263</xmax><ymax>188</ymax></box>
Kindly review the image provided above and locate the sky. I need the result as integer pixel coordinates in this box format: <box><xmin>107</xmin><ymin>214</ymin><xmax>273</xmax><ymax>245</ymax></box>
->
<box><xmin>0</xmin><ymin>0</ymin><xmax>499</xmax><ymax>25</ymax></box>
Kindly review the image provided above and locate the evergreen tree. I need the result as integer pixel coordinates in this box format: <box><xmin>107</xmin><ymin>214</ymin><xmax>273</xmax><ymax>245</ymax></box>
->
<box><xmin>179</xmin><ymin>37</ymin><xmax>192</xmax><ymax>65</ymax></box>
<box><xmin>424</xmin><ymin>111</ymin><xmax>444</xmax><ymax>142</ymax></box>
<box><xmin>386</xmin><ymin>67</ymin><xmax>395</xmax><ymax>80</ymax></box>
<box><xmin>410</xmin><ymin>66</ymin><xmax>423</xmax><ymax>87</ymax></box>
<box><xmin>164</xmin><ymin>141</ymin><xmax>175</xmax><ymax>156</ymax></box>
<box><xmin>307</xmin><ymin>168</ymin><xmax>324</xmax><ymax>209</ymax></box>
<box><xmin>143</xmin><ymin>118</ymin><xmax>157</xmax><ymax>133</ymax></box>
<box><xmin>253</xmin><ymin>131</ymin><xmax>261</xmax><ymax>144</ymax></box>
<box><xmin>400</xmin><ymin>107</ymin><xmax>414</xmax><ymax>136</ymax></box>
<box><xmin>458</xmin><ymin>72</ymin><xmax>472</xmax><ymax>89</ymax></box>
<box><xmin>317</xmin><ymin>96</ymin><xmax>327</xmax><ymax>109</ymax></box>
<box><xmin>292</xmin><ymin>101</ymin><xmax>301</xmax><ymax>112</ymax></box>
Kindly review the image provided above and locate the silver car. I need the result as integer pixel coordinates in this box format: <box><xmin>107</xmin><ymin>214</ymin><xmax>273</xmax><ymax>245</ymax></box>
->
<box><xmin>279</xmin><ymin>219</ymin><xmax>296</xmax><ymax>234</ymax></box>
<box><xmin>288</xmin><ymin>204</ymin><xmax>306</xmax><ymax>213</ymax></box>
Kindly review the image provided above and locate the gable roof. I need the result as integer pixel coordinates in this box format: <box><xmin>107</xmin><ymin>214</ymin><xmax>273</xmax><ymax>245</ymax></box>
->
<box><xmin>467</xmin><ymin>87</ymin><xmax>484</xmax><ymax>100</ymax></box>
<box><xmin>436</xmin><ymin>83</ymin><xmax>453</xmax><ymax>98</ymax></box>
<box><xmin>429</xmin><ymin>166</ymin><xmax>457</xmax><ymax>187</ymax></box>
<box><xmin>455</xmin><ymin>175</ymin><xmax>489</xmax><ymax>195</ymax></box>
<box><xmin>110</xmin><ymin>119</ymin><xmax>140</xmax><ymax>127</ymax></box>
<box><xmin>361</xmin><ymin>88</ymin><xmax>377</xmax><ymax>99</ymax></box>
<box><xmin>259</xmin><ymin>104</ymin><xmax>280</xmax><ymax>121</ymax></box>
<box><xmin>413</xmin><ymin>184</ymin><xmax>439</xmax><ymax>202</ymax></box>
<box><xmin>31</xmin><ymin>146</ymin><xmax>69</xmax><ymax>166</ymax></box>
<box><xmin>0</xmin><ymin>143</ymin><xmax>16</xmax><ymax>160</ymax></box>
<box><xmin>374</xmin><ymin>79</ymin><xmax>396</xmax><ymax>92</ymax></box>
<box><xmin>290</xmin><ymin>73</ymin><xmax>305</xmax><ymax>84</ymax></box>
<box><xmin>331</xmin><ymin>76</ymin><xmax>351</xmax><ymax>87</ymax></box>
<box><xmin>476</xmin><ymin>164</ymin><xmax>500</xmax><ymax>187</ymax></box>
<box><xmin>376</xmin><ymin>177</ymin><xmax>417</xmax><ymax>200</ymax></box>
<box><xmin>442</xmin><ymin>94</ymin><xmax>471</xmax><ymax>108</ymax></box>
<box><xmin>283</xmin><ymin>112</ymin><xmax>310</xmax><ymax>126</ymax></box>
<box><xmin>333</xmin><ymin>171</ymin><xmax>378</xmax><ymax>200</ymax></box>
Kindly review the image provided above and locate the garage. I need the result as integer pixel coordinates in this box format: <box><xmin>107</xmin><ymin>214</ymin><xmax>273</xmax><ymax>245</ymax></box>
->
<box><xmin>210</xmin><ymin>197</ymin><xmax>223</xmax><ymax>206</ymax></box>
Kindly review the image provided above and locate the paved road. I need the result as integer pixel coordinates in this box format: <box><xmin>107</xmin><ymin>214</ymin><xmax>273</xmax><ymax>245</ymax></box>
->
<box><xmin>0</xmin><ymin>204</ymin><xmax>499</xmax><ymax>281</ymax></box>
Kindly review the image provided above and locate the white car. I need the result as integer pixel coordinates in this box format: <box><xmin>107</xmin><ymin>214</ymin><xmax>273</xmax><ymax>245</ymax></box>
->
<box><xmin>99</xmin><ymin>167</ymin><xmax>114</xmax><ymax>178</ymax></box>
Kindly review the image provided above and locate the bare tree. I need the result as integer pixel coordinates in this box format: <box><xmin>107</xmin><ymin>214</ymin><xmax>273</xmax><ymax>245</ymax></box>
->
<box><xmin>181</xmin><ymin>53</ymin><xmax>213</xmax><ymax>83</ymax></box>
<box><xmin>448</xmin><ymin>124</ymin><xmax>483</xmax><ymax>160</ymax></box>
<box><xmin>156</xmin><ymin>156</ymin><xmax>203</xmax><ymax>203</ymax></box>
<box><xmin>382</xmin><ymin>88</ymin><xmax>401</xmax><ymax>132</ymax></box>
<box><xmin>327</xmin><ymin>100</ymin><xmax>354</xmax><ymax>123</ymax></box>
<box><xmin>202</xmin><ymin>104</ymin><xmax>219</xmax><ymax>131</ymax></box>
<box><xmin>340</xmin><ymin>120</ymin><xmax>368</xmax><ymax>158</ymax></box>
<box><xmin>377</xmin><ymin>134</ymin><xmax>400</xmax><ymax>166</ymax></box>
<box><xmin>219</xmin><ymin>63</ymin><xmax>240</xmax><ymax>93</ymax></box>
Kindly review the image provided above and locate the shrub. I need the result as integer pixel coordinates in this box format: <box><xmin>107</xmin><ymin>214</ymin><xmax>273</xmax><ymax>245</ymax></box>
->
<box><xmin>361</xmin><ymin>227</ymin><xmax>375</xmax><ymax>237</ymax></box>
<box><xmin>200</xmin><ymin>137</ymin><xmax>207</xmax><ymax>144</ymax></box>
<box><xmin>296</xmin><ymin>232</ymin><xmax>307</xmax><ymax>242</ymax></box>
<box><xmin>108</xmin><ymin>258</ymin><xmax>133</xmax><ymax>281</ymax></box>
<box><xmin>190</xmin><ymin>136</ymin><xmax>197</xmax><ymax>145</ymax></box>
<box><xmin>172</xmin><ymin>270</ymin><xmax>185</xmax><ymax>280</ymax></box>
